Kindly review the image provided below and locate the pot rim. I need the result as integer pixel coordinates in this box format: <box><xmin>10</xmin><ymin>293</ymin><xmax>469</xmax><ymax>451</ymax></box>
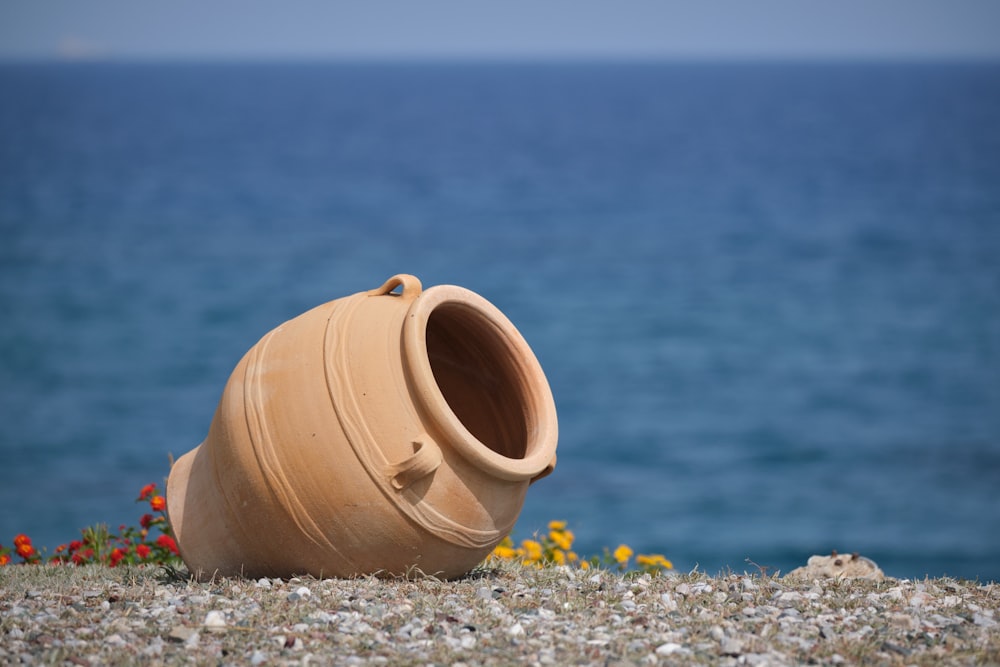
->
<box><xmin>402</xmin><ymin>284</ymin><xmax>558</xmax><ymax>482</ymax></box>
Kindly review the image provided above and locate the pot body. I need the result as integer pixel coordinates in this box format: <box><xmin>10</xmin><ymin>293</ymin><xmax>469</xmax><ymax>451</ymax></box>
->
<box><xmin>166</xmin><ymin>274</ymin><xmax>557</xmax><ymax>579</ymax></box>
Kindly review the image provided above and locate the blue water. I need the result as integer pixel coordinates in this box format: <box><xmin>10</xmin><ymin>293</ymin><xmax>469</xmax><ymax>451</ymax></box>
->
<box><xmin>2</xmin><ymin>62</ymin><xmax>998</xmax><ymax>581</ymax></box>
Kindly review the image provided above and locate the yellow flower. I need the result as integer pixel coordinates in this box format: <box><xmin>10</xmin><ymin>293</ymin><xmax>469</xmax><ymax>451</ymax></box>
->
<box><xmin>613</xmin><ymin>544</ymin><xmax>633</xmax><ymax>564</ymax></box>
<box><xmin>547</xmin><ymin>520</ymin><xmax>567</xmax><ymax>531</ymax></box>
<box><xmin>521</xmin><ymin>539</ymin><xmax>543</xmax><ymax>563</ymax></box>
<box><xmin>550</xmin><ymin>529</ymin><xmax>574</xmax><ymax>551</ymax></box>
<box><xmin>492</xmin><ymin>545</ymin><xmax>518</xmax><ymax>560</ymax></box>
<box><xmin>552</xmin><ymin>549</ymin><xmax>566</xmax><ymax>565</ymax></box>
<box><xmin>636</xmin><ymin>554</ymin><xmax>674</xmax><ymax>569</ymax></box>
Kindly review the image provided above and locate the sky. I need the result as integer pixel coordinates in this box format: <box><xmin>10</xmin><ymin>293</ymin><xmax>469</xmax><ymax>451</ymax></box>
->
<box><xmin>1</xmin><ymin>0</ymin><xmax>999</xmax><ymax>62</ymax></box>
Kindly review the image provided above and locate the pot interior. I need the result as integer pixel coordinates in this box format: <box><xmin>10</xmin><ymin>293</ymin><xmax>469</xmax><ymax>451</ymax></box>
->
<box><xmin>425</xmin><ymin>303</ymin><xmax>529</xmax><ymax>460</ymax></box>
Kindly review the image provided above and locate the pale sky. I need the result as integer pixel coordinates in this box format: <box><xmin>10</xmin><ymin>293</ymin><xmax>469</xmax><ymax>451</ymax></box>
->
<box><xmin>1</xmin><ymin>0</ymin><xmax>999</xmax><ymax>62</ymax></box>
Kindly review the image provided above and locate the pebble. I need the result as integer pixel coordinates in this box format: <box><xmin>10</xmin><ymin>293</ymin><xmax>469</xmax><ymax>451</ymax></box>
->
<box><xmin>974</xmin><ymin>613</ymin><xmax>997</xmax><ymax>628</ymax></box>
<box><xmin>286</xmin><ymin>586</ymin><xmax>312</xmax><ymax>602</ymax></box>
<box><xmin>507</xmin><ymin>622</ymin><xmax>525</xmax><ymax>636</ymax></box>
<box><xmin>721</xmin><ymin>637</ymin><xmax>744</xmax><ymax>655</ymax></box>
<box><xmin>202</xmin><ymin>610</ymin><xmax>226</xmax><ymax>629</ymax></box>
<box><xmin>167</xmin><ymin>626</ymin><xmax>196</xmax><ymax>643</ymax></box>
<box><xmin>656</xmin><ymin>642</ymin><xmax>687</xmax><ymax>655</ymax></box>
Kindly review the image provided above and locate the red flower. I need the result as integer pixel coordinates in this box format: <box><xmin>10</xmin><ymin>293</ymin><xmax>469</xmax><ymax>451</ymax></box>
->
<box><xmin>13</xmin><ymin>534</ymin><xmax>31</xmax><ymax>548</ymax></box>
<box><xmin>138</xmin><ymin>483</ymin><xmax>157</xmax><ymax>501</ymax></box>
<box><xmin>16</xmin><ymin>542</ymin><xmax>35</xmax><ymax>559</ymax></box>
<box><xmin>155</xmin><ymin>534</ymin><xmax>179</xmax><ymax>555</ymax></box>
<box><xmin>140</xmin><ymin>513</ymin><xmax>154</xmax><ymax>529</ymax></box>
<box><xmin>150</xmin><ymin>496</ymin><xmax>166</xmax><ymax>512</ymax></box>
<box><xmin>0</xmin><ymin>554</ymin><xmax>10</xmax><ymax>566</ymax></box>
<box><xmin>136</xmin><ymin>544</ymin><xmax>151</xmax><ymax>560</ymax></box>
<box><xmin>68</xmin><ymin>540</ymin><xmax>83</xmax><ymax>553</ymax></box>
<box><xmin>109</xmin><ymin>548</ymin><xmax>126</xmax><ymax>567</ymax></box>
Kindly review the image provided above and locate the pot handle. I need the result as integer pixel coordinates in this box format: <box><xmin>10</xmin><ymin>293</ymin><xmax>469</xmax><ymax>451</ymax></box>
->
<box><xmin>388</xmin><ymin>437</ymin><xmax>442</xmax><ymax>490</ymax></box>
<box><xmin>368</xmin><ymin>274</ymin><xmax>423</xmax><ymax>299</ymax></box>
<box><xmin>529</xmin><ymin>454</ymin><xmax>557</xmax><ymax>484</ymax></box>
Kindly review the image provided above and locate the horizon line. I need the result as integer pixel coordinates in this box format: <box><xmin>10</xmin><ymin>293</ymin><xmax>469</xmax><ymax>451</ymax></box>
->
<box><xmin>2</xmin><ymin>52</ymin><xmax>1000</xmax><ymax>66</ymax></box>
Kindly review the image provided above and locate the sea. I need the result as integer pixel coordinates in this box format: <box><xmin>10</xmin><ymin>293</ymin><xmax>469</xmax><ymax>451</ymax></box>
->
<box><xmin>1</xmin><ymin>61</ymin><xmax>998</xmax><ymax>581</ymax></box>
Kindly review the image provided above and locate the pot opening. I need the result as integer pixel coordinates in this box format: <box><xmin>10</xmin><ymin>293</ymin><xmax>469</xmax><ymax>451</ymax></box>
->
<box><xmin>425</xmin><ymin>303</ymin><xmax>529</xmax><ymax>460</ymax></box>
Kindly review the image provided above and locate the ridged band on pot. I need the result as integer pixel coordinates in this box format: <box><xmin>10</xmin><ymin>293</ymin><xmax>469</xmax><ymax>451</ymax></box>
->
<box><xmin>166</xmin><ymin>274</ymin><xmax>557</xmax><ymax>580</ymax></box>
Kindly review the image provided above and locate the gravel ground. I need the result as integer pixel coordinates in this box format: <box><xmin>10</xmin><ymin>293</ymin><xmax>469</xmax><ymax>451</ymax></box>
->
<box><xmin>1</xmin><ymin>563</ymin><xmax>998</xmax><ymax>666</ymax></box>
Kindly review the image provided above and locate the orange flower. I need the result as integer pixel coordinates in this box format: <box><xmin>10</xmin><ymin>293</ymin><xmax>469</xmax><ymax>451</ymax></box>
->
<box><xmin>0</xmin><ymin>554</ymin><xmax>10</xmax><ymax>566</ymax></box>
<box><xmin>109</xmin><ymin>548</ymin><xmax>125</xmax><ymax>567</ymax></box>
<box><xmin>16</xmin><ymin>542</ymin><xmax>35</xmax><ymax>559</ymax></box>
<box><xmin>150</xmin><ymin>496</ymin><xmax>166</xmax><ymax>512</ymax></box>
<box><xmin>13</xmin><ymin>534</ymin><xmax>31</xmax><ymax>548</ymax></box>
<box><xmin>138</xmin><ymin>483</ymin><xmax>157</xmax><ymax>501</ymax></box>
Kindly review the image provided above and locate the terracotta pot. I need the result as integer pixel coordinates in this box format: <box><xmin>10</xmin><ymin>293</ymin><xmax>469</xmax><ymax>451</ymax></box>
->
<box><xmin>166</xmin><ymin>274</ymin><xmax>557</xmax><ymax>580</ymax></box>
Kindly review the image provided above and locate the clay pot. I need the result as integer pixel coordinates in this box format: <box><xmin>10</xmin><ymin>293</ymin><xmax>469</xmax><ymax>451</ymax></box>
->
<box><xmin>166</xmin><ymin>274</ymin><xmax>557</xmax><ymax>580</ymax></box>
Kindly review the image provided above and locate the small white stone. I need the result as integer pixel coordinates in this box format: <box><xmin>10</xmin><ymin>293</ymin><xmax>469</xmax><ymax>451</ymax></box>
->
<box><xmin>250</xmin><ymin>650</ymin><xmax>268</xmax><ymax>665</ymax></box>
<box><xmin>255</xmin><ymin>578</ymin><xmax>272</xmax><ymax>589</ymax></box>
<box><xmin>656</xmin><ymin>642</ymin><xmax>685</xmax><ymax>655</ymax></box>
<box><xmin>507</xmin><ymin>622</ymin><xmax>525</xmax><ymax>636</ymax></box>
<box><xmin>721</xmin><ymin>638</ymin><xmax>743</xmax><ymax>655</ymax></box>
<box><xmin>660</xmin><ymin>593</ymin><xmax>677</xmax><ymax>611</ymax></box>
<box><xmin>104</xmin><ymin>634</ymin><xmax>127</xmax><ymax>647</ymax></box>
<box><xmin>203</xmin><ymin>610</ymin><xmax>226</xmax><ymax>629</ymax></box>
<box><xmin>974</xmin><ymin>613</ymin><xmax>997</xmax><ymax>628</ymax></box>
<box><xmin>141</xmin><ymin>638</ymin><xmax>164</xmax><ymax>657</ymax></box>
<box><xmin>777</xmin><ymin>591</ymin><xmax>802</xmax><ymax>605</ymax></box>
